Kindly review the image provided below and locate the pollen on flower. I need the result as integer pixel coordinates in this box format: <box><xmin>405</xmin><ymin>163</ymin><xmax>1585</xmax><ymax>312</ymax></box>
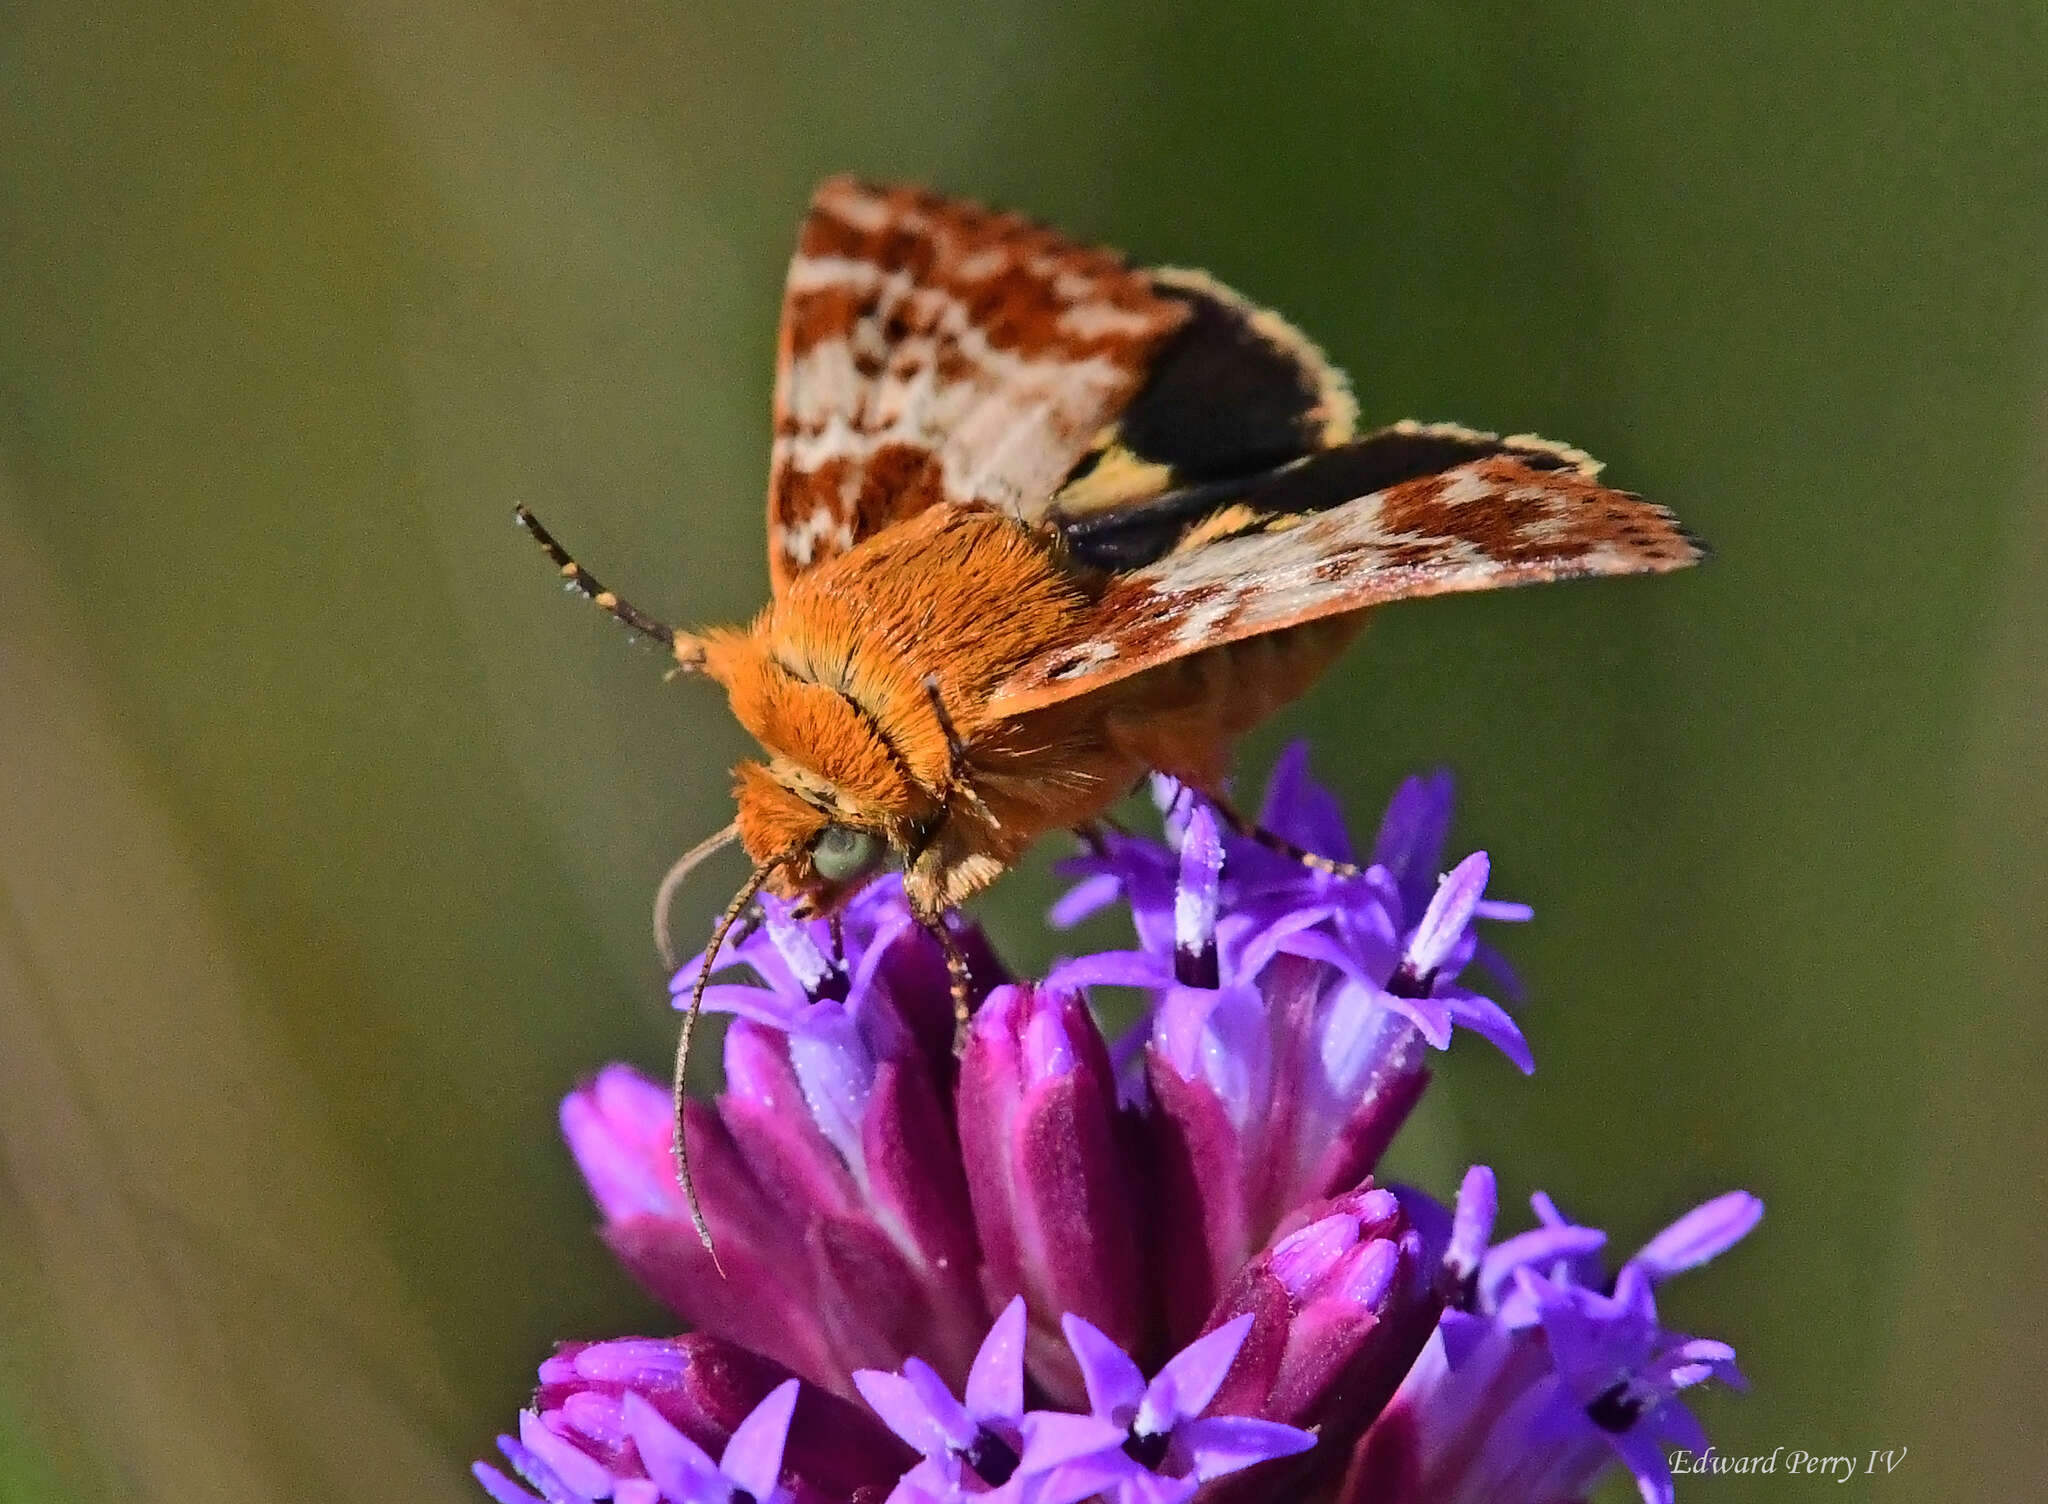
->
<box><xmin>482</xmin><ymin>742</ymin><xmax>1758</xmax><ymax>1504</ymax></box>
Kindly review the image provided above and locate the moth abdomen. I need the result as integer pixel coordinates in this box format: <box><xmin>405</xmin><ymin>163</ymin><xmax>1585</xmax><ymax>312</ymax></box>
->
<box><xmin>1106</xmin><ymin>613</ymin><xmax>1370</xmax><ymax>788</ymax></box>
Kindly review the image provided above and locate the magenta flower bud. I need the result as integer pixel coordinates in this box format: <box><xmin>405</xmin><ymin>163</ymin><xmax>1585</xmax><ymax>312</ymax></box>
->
<box><xmin>562</xmin><ymin>1041</ymin><xmax>985</xmax><ymax>1395</ymax></box>
<box><xmin>565</xmin><ymin>1065</ymin><xmax>840</xmax><ymax>1386</ymax></box>
<box><xmin>956</xmin><ymin>984</ymin><xmax>1150</xmax><ymax>1405</ymax></box>
<box><xmin>870</xmin><ymin>911</ymin><xmax>1009</xmax><ymax>1082</ymax></box>
<box><xmin>1200</xmin><ymin>1180</ymin><xmax>1439</xmax><ymax>1479</ymax></box>
<box><xmin>716</xmin><ymin>1020</ymin><xmax>987</xmax><ymax>1384</ymax></box>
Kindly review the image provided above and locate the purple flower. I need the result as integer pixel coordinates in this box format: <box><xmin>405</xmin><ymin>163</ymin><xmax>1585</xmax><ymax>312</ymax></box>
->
<box><xmin>1345</xmin><ymin>1175</ymin><xmax>1760</xmax><ymax>1504</ymax></box>
<box><xmin>486</xmin><ymin>745</ymin><xmax>1763</xmax><ymax>1504</ymax></box>
<box><xmin>619</xmin><ymin>1379</ymin><xmax>800</xmax><ymax>1504</ymax></box>
<box><xmin>473</xmin><ymin>1337</ymin><xmax>910</xmax><ymax>1504</ymax></box>
<box><xmin>1050</xmin><ymin>752</ymin><xmax>1531</xmax><ymax>1328</ymax></box>
<box><xmin>568</xmin><ymin>879</ymin><xmax>989</xmax><ymax>1392</ymax></box>
<box><xmin>1017</xmin><ymin>1315</ymin><xmax>1316</xmax><ymax>1504</ymax></box>
<box><xmin>852</xmin><ymin>1295</ymin><xmax>1028</xmax><ymax>1500</ymax></box>
<box><xmin>674</xmin><ymin>876</ymin><xmax>987</xmax><ymax>1079</ymax></box>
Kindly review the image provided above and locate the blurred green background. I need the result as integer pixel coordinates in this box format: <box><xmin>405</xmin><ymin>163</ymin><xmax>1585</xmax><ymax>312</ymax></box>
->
<box><xmin>2</xmin><ymin>2</ymin><xmax>2044</xmax><ymax>1500</ymax></box>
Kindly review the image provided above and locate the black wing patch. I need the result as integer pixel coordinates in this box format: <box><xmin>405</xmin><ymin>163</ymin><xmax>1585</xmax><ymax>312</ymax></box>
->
<box><xmin>1047</xmin><ymin>269</ymin><xmax>1356</xmax><ymax>522</ymax></box>
<box><xmin>1113</xmin><ymin>269</ymin><xmax>1356</xmax><ymax>481</ymax></box>
<box><xmin>1059</xmin><ymin>422</ymin><xmax>1600</xmax><ymax>573</ymax></box>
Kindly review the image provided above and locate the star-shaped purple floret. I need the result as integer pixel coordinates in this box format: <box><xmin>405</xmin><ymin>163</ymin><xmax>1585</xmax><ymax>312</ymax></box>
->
<box><xmin>474</xmin><ymin>1379</ymin><xmax>801</xmax><ymax>1504</ymax></box>
<box><xmin>1524</xmin><ymin>1264</ymin><xmax>1747</xmax><ymax>1504</ymax></box>
<box><xmin>1046</xmin><ymin>807</ymin><xmax>1272</xmax><ymax>1104</ymax></box>
<box><xmin>1479</xmin><ymin>1187</ymin><xmax>1764</xmax><ymax>1327</ymax></box>
<box><xmin>1017</xmin><ymin>1314</ymin><xmax>1314</xmax><ymax>1504</ymax></box>
<box><xmin>1050</xmin><ymin>749</ymin><xmax>1535</xmax><ymax>1092</ymax></box>
<box><xmin>853</xmin><ymin>1296</ymin><xmax>1028</xmax><ymax>1500</ymax></box>
<box><xmin>671</xmin><ymin>882</ymin><xmax>922</xmax><ymax>1166</ymax></box>
<box><xmin>1390</xmin><ymin>1173</ymin><xmax>1761</xmax><ymax>1504</ymax></box>
<box><xmin>1272</xmin><ymin>849</ymin><xmax>1534</xmax><ymax>1073</ymax></box>
<box><xmin>625</xmin><ymin>1378</ymin><xmax>801</xmax><ymax>1504</ymax></box>
<box><xmin>673</xmin><ymin>881</ymin><xmax>913</xmax><ymax>1034</ymax></box>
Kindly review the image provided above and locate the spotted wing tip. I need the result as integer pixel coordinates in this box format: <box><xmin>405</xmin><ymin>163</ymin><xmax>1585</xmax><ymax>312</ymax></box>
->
<box><xmin>1675</xmin><ymin>519</ymin><xmax>1714</xmax><ymax>566</ymax></box>
<box><xmin>1631</xmin><ymin>496</ymin><xmax>1713</xmax><ymax>571</ymax></box>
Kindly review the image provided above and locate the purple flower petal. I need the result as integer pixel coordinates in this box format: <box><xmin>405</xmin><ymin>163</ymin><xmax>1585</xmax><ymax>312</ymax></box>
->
<box><xmin>1259</xmin><ymin>742</ymin><xmax>1356</xmax><ymax>864</ymax></box>
<box><xmin>852</xmin><ymin>1368</ymin><xmax>962</xmax><ymax>1457</ymax></box>
<box><xmin>562</xmin><ymin>1066</ymin><xmax>683</xmax><ymax>1224</ymax></box>
<box><xmin>1266</xmin><ymin>1214</ymin><xmax>1361</xmax><ymax>1296</ymax></box>
<box><xmin>1369</xmin><ymin>769</ymin><xmax>1454</xmax><ymax>917</ymax></box>
<box><xmin>1032</xmin><ymin>1452</ymin><xmax>1144</xmax><ymax>1504</ymax></box>
<box><xmin>1136</xmin><ymin>1313</ymin><xmax>1253</xmax><ymax>1430</ymax></box>
<box><xmin>719</xmin><ymin>1378</ymin><xmax>799</xmax><ymax>1501</ymax></box>
<box><xmin>501</xmin><ymin>1434</ymin><xmax>590</xmax><ymax>1504</ymax></box>
<box><xmin>1479</xmin><ymin>1223</ymin><xmax>1610</xmax><ymax>1315</ymax></box>
<box><xmin>1049</xmin><ymin>871</ymin><xmax>1124</xmax><ymax>929</ymax></box>
<box><xmin>1325</xmin><ymin>1235</ymin><xmax>1401</xmax><ymax>1310</ymax></box>
<box><xmin>1019</xmin><ymin>1409</ymin><xmax>1127</xmax><ymax>1472</ymax></box>
<box><xmin>1655</xmin><ymin>1396</ymin><xmax>1713</xmax><ymax>1457</ymax></box>
<box><xmin>558</xmin><ymin>1392</ymin><xmax>627</xmax><ymax>1449</ymax></box>
<box><xmin>472</xmin><ymin>1460</ymin><xmax>543</xmax><ymax>1504</ymax></box>
<box><xmin>519</xmin><ymin>1412</ymin><xmax>614</xmax><ymax>1500</ymax></box>
<box><xmin>903</xmin><ymin>1359</ymin><xmax>977</xmax><ymax>1449</ymax></box>
<box><xmin>1444</xmin><ymin>1164</ymin><xmax>1498</xmax><ymax>1292</ymax></box>
<box><xmin>624</xmin><ymin>1393</ymin><xmax>728</xmax><ymax>1502</ymax></box>
<box><xmin>1168</xmin><ymin>1414</ymin><xmax>1316</xmax><ymax>1479</ymax></box>
<box><xmin>1043</xmin><ymin>951</ymin><xmax>1171</xmax><ymax>993</ymax></box>
<box><xmin>1626</xmin><ymin>1190</ymin><xmax>1764</xmax><ymax>1282</ymax></box>
<box><xmin>964</xmin><ymin>1295</ymin><xmax>1027</xmax><ymax>1424</ymax></box>
<box><xmin>1404</xmin><ymin>853</ymin><xmax>1490</xmax><ymax>979</ymax></box>
<box><xmin>1025</xmin><ymin>1002</ymin><xmax>1076</xmax><ymax>1080</ymax></box>
<box><xmin>1606</xmin><ymin>1424</ymin><xmax>1679</xmax><ymax>1504</ymax></box>
<box><xmin>1438</xmin><ymin>988</ymin><xmax>1534</xmax><ymax>1075</ymax></box>
<box><xmin>563</xmin><ymin>1339</ymin><xmax>692</xmax><ymax>1387</ymax></box>
<box><xmin>1061</xmin><ymin>1315</ymin><xmax>1147</xmax><ymax>1425</ymax></box>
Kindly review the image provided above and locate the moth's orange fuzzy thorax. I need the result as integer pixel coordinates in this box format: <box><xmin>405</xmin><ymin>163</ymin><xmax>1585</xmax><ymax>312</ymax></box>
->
<box><xmin>708</xmin><ymin>505</ymin><xmax>1102</xmax><ymax>903</ymax></box>
<box><xmin>771</xmin><ymin>504</ymin><xmax>1093</xmax><ymax>732</ymax></box>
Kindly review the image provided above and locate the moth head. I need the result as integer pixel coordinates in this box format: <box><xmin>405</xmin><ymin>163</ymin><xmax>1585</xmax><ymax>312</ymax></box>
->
<box><xmin>706</xmin><ymin>621</ymin><xmax>949</xmax><ymax>911</ymax></box>
<box><xmin>732</xmin><ymin>759</ymin><xmax>898</xmax><ymax>914</ymax></box>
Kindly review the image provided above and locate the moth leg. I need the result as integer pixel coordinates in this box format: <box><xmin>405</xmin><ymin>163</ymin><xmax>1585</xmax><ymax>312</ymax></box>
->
<box><xmin>906</xmin><ymin>891</ymin><xmax>978</xmax><ymax>1050</ymax></box>
<box><xmin>933</xmin><ymin>915</ymin><xmax>976</xmax><ymax>1052</ymax></box>
<box><xmin>1199</xmin><ymin>787</ymin><xmax>1364</xmax><ymax>879</ymax></box>
<box><xmin>921</xmin><ymin>675</ymin><xmax>1002</xmax><ymax>830</ymax></box>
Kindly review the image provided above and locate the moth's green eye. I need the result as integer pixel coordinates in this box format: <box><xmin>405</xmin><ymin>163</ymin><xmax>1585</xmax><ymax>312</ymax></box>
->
<box><xmin>812</xmin><ymin>824</ymin><xmax>885</xmax><ymax>884</ymax></box>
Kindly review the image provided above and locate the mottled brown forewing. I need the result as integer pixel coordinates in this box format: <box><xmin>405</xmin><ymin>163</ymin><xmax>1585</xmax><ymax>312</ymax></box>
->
<box><xmin>767</xmin><ymin>179</ymin><xmax>1189</xmax><ymax>592</ymax></box>
<box><xmin>990</xmin><ymin>454</ymin><xmax>1703</xmax><ymax>714</ymax></box>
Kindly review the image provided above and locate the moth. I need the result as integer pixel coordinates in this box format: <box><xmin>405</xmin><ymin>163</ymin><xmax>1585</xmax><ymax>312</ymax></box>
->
<box><xmin>519</xmin><ymin>179</ymin><xmax>1701</xmax><ymax>1243</ymax></box>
